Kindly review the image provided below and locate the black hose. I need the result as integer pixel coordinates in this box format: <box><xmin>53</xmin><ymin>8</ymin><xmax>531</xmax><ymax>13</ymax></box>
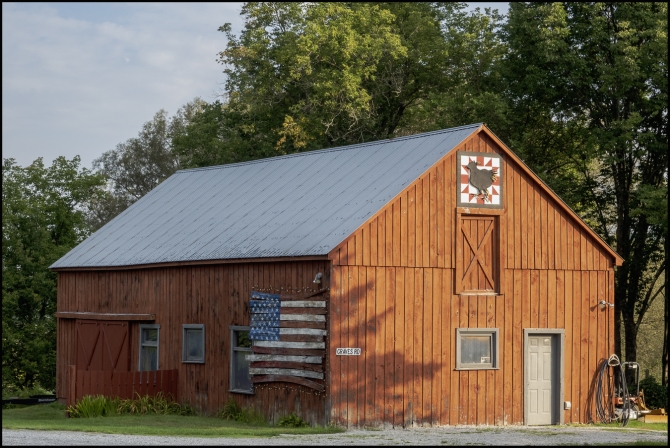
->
<box><xmin>595</xmin><ymin>354</ymin><xmax>630</xmax><ymax>426</ymax></box>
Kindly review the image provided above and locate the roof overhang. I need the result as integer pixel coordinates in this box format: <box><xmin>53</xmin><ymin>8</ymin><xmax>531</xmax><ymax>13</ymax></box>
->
<box><xmin>50</xmin><ymin>255</ymin><xmax>330</xmax><ymax>272</ymax></box>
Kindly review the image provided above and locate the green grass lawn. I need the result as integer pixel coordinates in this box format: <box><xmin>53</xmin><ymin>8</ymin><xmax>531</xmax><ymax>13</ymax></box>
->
<box><xmin>2</xmin><ymin>403</ymin><xmax>344</xmax><ymax>438</ymax></box>
<box><xmin>575</xmin><ymin>419</ymin><xmax>668</xmax><ymax>432</ymax></box>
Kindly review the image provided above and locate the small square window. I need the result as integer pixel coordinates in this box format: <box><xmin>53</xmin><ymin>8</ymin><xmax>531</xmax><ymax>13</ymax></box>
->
<box><xmin>139</xmin><ymin>324</ymin><xmax>159</xmax><ymax>371</ymax></box>
<box><xmin>456</xmin><ymin>328</ymin><xmax>499</xmax><ymax>370</ymax></box>
<box><xmin>230</xmin><ymin>326</ymin><xmax>253</xmax><ymax>394</ymax></box>
<box><xmin>182</xmin><ymin>324</ymin><xmax>205</xmax><ymax>363</ymax></box>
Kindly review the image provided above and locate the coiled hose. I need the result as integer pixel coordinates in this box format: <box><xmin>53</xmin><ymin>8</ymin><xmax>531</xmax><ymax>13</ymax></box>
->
<box><xmin>595</xmin><ymin>354</ymin><xmax>630</xmax><ymax>426</ymax></box>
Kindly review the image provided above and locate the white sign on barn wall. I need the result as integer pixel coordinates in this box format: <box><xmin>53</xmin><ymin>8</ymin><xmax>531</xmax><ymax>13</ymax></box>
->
<box><xmin>336</xmin><ymin>348</ymin><xmax>361</xmax><ymax>355</ymax></box>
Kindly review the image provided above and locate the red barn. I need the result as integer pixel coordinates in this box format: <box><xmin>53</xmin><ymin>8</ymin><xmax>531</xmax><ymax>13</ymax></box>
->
<box><xmin>52</xmin><ymin>123</ymin><xmax>622</xmax><ymax>427</ymax></box>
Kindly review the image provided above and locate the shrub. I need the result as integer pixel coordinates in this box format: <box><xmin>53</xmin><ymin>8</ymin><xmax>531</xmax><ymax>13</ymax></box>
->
<box><xmin>217</xmin><ymin>398</ymin><xmax>266</xmax><ymax>425</ymax></box>
<box><xmin>278</xmin><ymin>413</ymin><xmax>309</xmax><ymax>427</ymax></box>
<box><xmin>67</xmin><ymin>395</ymin><xmax>118</xmax><ymax>418</ymax></box>
<box><xmin>2</xmin><ymin>384</ymin><xmax>53</xmax><ymax>400</ymax></box>
<box><xmin>639</xmin><ymin>376</ymin><xmax>668</xmax><ymax>411</ymax></box>
<box><xmin>67</xmin><ymin>392</ymin><xmax>194</xmax><ymax>418</ymax></box>
<box><xmin>118</xmin><ymin>392</ymin><xmax>195</xmax><ymax>416</ymax></box>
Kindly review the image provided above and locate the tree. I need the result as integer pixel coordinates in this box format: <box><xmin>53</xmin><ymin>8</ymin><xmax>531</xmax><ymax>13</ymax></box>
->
<box><xmin>200</xmin><ymin>2</ymin><xmax>506</xmax><ymax>167</ymax></box>
<box><xmin>503</xmin><ymin>2</ymin><xmax>668</xmax><ymax>363</ymax></box>
<box><xmin>2</xmin><ymin>157</ymin><xmax>107</xmax><ymax>390</ymax></box>
<box><xmin>90</xmin><ymin>98</ymin><xmax>206</xmax><ymax>230</ymax></box>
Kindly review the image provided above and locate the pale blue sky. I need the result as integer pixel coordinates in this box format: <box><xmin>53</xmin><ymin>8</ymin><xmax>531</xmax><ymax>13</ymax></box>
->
<box><xmin>2</xmin><ymin>2</ymin><xmax>509</xmax><ymax>170</ymax></box>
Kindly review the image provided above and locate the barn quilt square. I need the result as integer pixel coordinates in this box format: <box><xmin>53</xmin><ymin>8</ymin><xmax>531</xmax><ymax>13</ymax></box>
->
<box><xmin>456</xmin><ymin>151</ymin><xmax>503</xmax><ymax>208</ymax></box>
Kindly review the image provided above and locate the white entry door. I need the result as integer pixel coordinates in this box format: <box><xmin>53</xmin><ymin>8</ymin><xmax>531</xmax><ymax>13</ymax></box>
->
<box><xmin>526</xmin><ymin>335</ymin><xmax>556</xmax><ymax>425</ymax></box>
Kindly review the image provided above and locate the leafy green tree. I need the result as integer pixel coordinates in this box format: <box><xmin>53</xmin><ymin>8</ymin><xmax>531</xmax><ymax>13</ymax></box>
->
<box><xmin>90</xmin><ymin>98</ymin><xmax>206</xmax><ymax>230</ymax></box>
<box><xmin>192</xmin><ymin>2</ymin><xmax>506</xmax><ymax>168</ymax></box>
<box><xmin>2</xmin><ymin>157</ymin><xmax>107</xmax><ymax>390</ymax></box>
<box><xmin>171</xmin><ymin>100</ymin><xmax>232</xmax><ymax>168</ymax></box>
<box><xmin>502</xmin><ymin>2</ymin><xmax>668</xmax><ymax>363</ymax></box>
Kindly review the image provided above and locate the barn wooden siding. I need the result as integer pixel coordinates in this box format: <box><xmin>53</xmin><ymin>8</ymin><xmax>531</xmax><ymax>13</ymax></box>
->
<box><xmin>328</xmin><ymin>131</ymin><xmax>615</xmax><ymax>427</ymax></box>
<box><xmin>57</xmin><ymin>260</ymin><xmax>330</xmax><ymax>423</ymax></box>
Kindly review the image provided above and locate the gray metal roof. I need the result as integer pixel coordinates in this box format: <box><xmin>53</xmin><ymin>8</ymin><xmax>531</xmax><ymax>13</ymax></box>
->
<box><xmin>51</xmin><ymin>124</ymin><xmax>481</xmax><ymax>268</ymax></box>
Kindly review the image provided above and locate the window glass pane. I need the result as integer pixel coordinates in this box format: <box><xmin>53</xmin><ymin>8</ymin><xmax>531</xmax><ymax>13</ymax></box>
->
<box><xmin>236</xmin><ymin>330</ymin><xmax>252</xmax><ymax>348</ymax></box>
<box><xmin>233</xmin><ymin>349</ymin><xmax>252</xmax><ymax>390</ymax></box>
<box><xmin>140</xmin><ymin>346</ymin><xmax>158</xmax><ymax>371</ymax></box>
<box><xmin>186</xmin><ymin>329</ymin><xmax>204</xmax><ymax>360</ymax></box>
<box><xmin>461</xmin><ymin>335</ymin><xmax>491</xmax><ymax>364</ymax></box>
<box><xmin>142</xmin><ymin>328</ymin><xmax>158</xmax><ymax>344</ymax></box>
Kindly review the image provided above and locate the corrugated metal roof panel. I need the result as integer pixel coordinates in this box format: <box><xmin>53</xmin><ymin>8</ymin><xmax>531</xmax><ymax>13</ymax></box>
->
<box><xmin>51</xmin><ymin>124</ymin><xmax>481</xmax><ymax>268</ymax></box>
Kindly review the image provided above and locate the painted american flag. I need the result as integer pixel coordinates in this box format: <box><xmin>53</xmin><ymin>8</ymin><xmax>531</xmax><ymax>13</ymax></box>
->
<box><xmin>246</xmin><ymin>290</ymin><xmax>327</xmax><ymax>391</ymax></box>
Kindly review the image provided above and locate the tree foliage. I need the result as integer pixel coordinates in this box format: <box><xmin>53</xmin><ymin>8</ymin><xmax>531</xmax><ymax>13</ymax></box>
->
<box><xmin>173</xmin><ymin>2</ymin><xmax>506</xmax><ymax>168</ymax></box>
<box><xmin>503</xmin><ymin>2</ymin><xmax>668</xmax><ymax>364</ymax></box>
<box><xmin>89</xmin><ymin>98</ymin><xmax>206</xmax><ymax>230</ymax></box>
<box><xmin>2</xmin><ymin>157</ymin><xmax>107</xmax><ymax>390</ymax></box>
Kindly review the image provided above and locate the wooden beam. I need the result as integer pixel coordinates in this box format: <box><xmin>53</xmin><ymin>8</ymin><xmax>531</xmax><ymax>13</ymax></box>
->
<box><xmin>251</xmin><ymin>346</ymin><xmax>325</xmax><ymax>357</ymax></box>
<box><xmin>280</xmin><ymin>314</ymin><xmax>326</xmax><ymax>322</ymax></box>
<box><xmin>280</xmin><ymin>301</ymin><xmax>326</xmax><ymax>308</ymax></box>
<box><xmin>249</xmin><ymin>367</ymin><xmax>324</xmax><ymax>380</ymax></box>
<box><xmin>250</xmin><ymin>374</ymin><xmax>325</xmax><ymax>392</ymax></box>
<box><xmin>280</xmin><ymin>307</ymin><xmax>327</xmax><ymax>315</ymax></box>
<box><xmin>245</xmin><ymin>354</ymin><xmax>323</xmax><ymax>364</ymax></box>
<box><xmin>254</xmin><ymin>341</ymin><xmax>326</xmax><ymax>350</ymax></box>
<box><xmin>249</xmin><ymin>361</ymin><xmax>324</xmax><ymax>372</ymax></box>
<box><xmin>280</xmin><ymin>321</ymin><xmax>326</xmax><ymax>329</ymax></box>
<box><xmin>279</xmin><ymin>334</ymin><xmax>324</xmax><ymax>342</ymax></box>
<box><xmin>55</xmin><ymin>312</ymin><xmax>155</xmax><ymax>321</ymax></box>
<box><xmin>279</xmin><ymin>328</ymin><xmax>328</xmax><ymax>336</ymax></box>
<box><xmin>457</xmin><ymin>207</ymin><xmax>504</xmax><ymax>216</ymax></box>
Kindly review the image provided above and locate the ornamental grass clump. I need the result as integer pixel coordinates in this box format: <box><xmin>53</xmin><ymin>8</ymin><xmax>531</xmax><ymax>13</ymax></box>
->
<box><xmin>67</xmin><ymin>392</ymin><xmax>194</xmax><ymax>418</ymax></box>
<box><xmin>66</xmin><ymin>395</ymin><xmax>119</xmax><ymax>418</ymax></box>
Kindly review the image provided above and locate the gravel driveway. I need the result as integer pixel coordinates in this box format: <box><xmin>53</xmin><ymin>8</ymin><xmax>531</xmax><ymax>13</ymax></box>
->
<box><xmin>3</xmin><ymin>426</ymin><xmax>668</xmax><ymax>446</ymax></box>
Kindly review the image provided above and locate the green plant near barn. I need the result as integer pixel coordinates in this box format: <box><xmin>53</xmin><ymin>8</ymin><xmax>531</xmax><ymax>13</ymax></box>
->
<box><xmin>66</xmin><ymin>392</ymin><xmax>194</xmax><ymax>418</ymax></box>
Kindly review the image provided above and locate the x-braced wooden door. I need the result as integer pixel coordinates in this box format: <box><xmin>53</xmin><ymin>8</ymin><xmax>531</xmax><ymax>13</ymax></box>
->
<box><xmin>75</xmin><ymin>320</ymin><xmax>130</xmax><ymax>371</ymax></box>
<box><xmin>455</xmin><ymin>215</ymin><xmax>499</xmax><ymax>293</ymax></box>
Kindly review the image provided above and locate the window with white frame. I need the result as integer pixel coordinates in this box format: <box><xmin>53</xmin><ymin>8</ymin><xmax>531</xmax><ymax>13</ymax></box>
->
<box><xmin>139</xmin><ymin>324</ymin><xmax>159</xmax><ymax>371</ymax></box>
<box><xmin>229</xmin><ymin>326</ymin><xmax>253</xmax><ymax>393</ymax></box>
<box><xmin>456</xmin><ymin>328</ymin><xmax>499</xmax><ymax>370</ymax></box>
<box><xmin>182</xmin><ymin>324</ymin><xmax>205</xmax><ymax>363</ymax></box>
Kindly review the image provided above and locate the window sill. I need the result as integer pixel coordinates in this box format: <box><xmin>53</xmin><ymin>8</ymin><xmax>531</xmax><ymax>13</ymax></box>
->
<box><xmin>229</xmin><ymin>389</ymin><xmax>254</xmax><ymax>395</ymax></box>
<box><xmin>455</xmin><ymin>366</ymin><xmax>500</xmax><ymax>371</ymax></box>
<box><xmin>458</xmin><ymin>291</ymin><xmax>500</xmax><ymax>296</ymax></box>
<box><xmin>182</xmin><ymin>360</ymin><xmax>205</xmax><ymax>364</ymax></box>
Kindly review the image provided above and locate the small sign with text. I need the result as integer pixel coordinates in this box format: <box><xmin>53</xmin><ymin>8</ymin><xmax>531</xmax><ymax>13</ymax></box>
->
<box><xmin>336</xmin><ymin>348</ymin><xmax>361</xmax><ymax>356</ymax></box>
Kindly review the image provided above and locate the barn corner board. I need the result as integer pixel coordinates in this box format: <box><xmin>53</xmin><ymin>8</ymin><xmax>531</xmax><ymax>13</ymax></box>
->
<box><xmin>53</xmin><ymin>124</ymin><xmax>621</xmax><ymax>427</ymax></box>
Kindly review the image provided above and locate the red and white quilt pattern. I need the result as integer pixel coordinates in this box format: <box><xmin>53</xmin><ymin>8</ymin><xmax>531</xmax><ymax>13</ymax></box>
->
<box><xmin>459</xmin><ymin>154</ymin><xmax>502</xmax><ymax>206</ymax></box>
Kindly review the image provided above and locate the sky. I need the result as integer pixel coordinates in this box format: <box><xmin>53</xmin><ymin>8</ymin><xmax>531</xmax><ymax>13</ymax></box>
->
<box><xmin>2</xmin><ymin>2</ymin><xmax>509</xmax><ymax>171</ymax></box>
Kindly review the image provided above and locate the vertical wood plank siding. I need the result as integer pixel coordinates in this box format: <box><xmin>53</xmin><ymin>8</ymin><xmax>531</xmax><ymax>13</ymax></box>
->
<box><xmin>57</xmin><ymin>260</ymin><xmax>330</xmax><ymax>424</ymax></box>
<box><xmin>328</xmin><ymin>132</ymin><xmax>615</xmax><ymax>427</ymax></box>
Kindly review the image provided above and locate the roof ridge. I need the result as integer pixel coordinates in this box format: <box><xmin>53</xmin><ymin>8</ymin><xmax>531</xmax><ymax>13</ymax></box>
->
<box><xmin>177</xmin><ymin>123</ymin><xmax>483</xmax><ymax>173</ymax></box>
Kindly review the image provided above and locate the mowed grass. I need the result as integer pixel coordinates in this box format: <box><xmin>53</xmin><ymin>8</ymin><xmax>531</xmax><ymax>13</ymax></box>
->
<box><xmin>2</xmin><ymin>403</ymin><xmax>344</xmax><ymax>438</ymax></box>
<box><xmin>589</xmin><ymin>419</ymin><xmax>668</xmax><ymax>432</ymax></box>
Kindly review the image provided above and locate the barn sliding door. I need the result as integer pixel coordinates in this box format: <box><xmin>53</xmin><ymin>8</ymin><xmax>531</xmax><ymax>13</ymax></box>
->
<box><xmin>75</xmin><ymin>320</ymin><xmax>130</xmax><ymax>371</ymax></box>
<box><xmin>455</xmin><ymin>215</ymin><xmax>499</xmax><ymax>293</ymax></box>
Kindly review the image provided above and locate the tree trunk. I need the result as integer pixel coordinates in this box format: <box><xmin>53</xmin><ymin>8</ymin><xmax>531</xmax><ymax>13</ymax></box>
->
<box><xmin>663</xmin><ymin>235</ymin><xmax>669</xmax><ymax>387</ymax></box>
<box><xmin>622</xmin><ymin>305</ymin><xmax>638</xmax><ymax>362</ymax></box>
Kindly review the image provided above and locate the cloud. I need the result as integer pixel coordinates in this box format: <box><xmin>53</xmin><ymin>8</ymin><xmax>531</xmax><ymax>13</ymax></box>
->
<box><xmin>2</xmin><ymin>2</ymin><xmax>244</xmax><ymax>169</ymax></box>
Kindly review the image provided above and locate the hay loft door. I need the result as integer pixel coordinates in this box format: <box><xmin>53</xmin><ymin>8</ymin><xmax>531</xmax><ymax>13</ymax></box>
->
<box><xmin>455</xmin><ymin>214</ymin><xmax>499</xmax><ymax>294</ymax></box>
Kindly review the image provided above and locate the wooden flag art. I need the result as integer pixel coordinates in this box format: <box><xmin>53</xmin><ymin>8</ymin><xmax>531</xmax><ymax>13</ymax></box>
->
<box><xmin>247</xmin><ymin>290</ymin><xmax>328</xmax><ymax>391</ymax></box>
